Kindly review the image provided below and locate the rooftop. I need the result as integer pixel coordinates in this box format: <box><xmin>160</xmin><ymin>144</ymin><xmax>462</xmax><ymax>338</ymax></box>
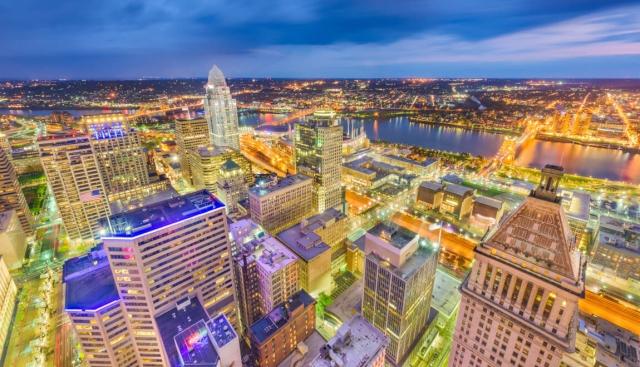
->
<box><xmin>102</xmin><ymin>190</ymin><xmax>224</xmax><ymax>238</ymax></box>
<box><xmin>368</xmin><ymin>222</ymin><xmax>417</xmax><ymax>250</ymax></box>
<box><xmin>311</xmin><ymin>315</ymin><xmax>388</xmax><ymax>367</ymax></box>
<box><xmin>255</xmin><ymin>237</ymin><xmax>298</xmax><ymax>275</ymax></box>
<box><xmin>195</xmin><ymin>145</ymin><xmax>231</xmax><ymax>158</ymax></box>
<box><xmin>277</xmin><ymin>221</ymin><xmax>331</xmax><ymax>262</ymax></box>
<box><xmin>431</xmin><ymin>268</ymin><xmax>462</xmax><ymax>318</ymax></box>
<box><xmin>155</xmin><ymin>298</ymin><xmax>218</xmax><ymax>367</ymax></box>
<box><xmin>0</xmin><ymin>210</ymin><xmax>16</xmax><ymax>232</ymax></box>
<box><xmin>249</xmin><ymin>174</ymin><xmax>311</xmax><ymax>197</ymax></box>
<box><xmin>207</xmin><ymin>314</ymin><xmax>237</xmax><ymax>349</ymax></box>
<box><xmin>250</xmin><ymin>290</ymin><xmax>315</xmax><ymax>343</ymax></box>
<box><xmin>63</xmin><ymin>250</ymin><xmax>119</xmax><ymax>312</ymax></box>
<box><xmin>420</xmin><ymin>181</ymin><xmax>444</xmax><ymax>192</ymax></box>
<box><xmin>444</xmin><ymin>183</ymin><xmax>474</xmax><ymax>197</ymax></box>
<box><xmin>475</xmin><ymin>195</ymin><xmax>503</xmax><ymax>210</ymax></box>
<box><xmin>559</xmin><ymin>190</ymin><xmax>591</xmax><ymax>222</ymax></box>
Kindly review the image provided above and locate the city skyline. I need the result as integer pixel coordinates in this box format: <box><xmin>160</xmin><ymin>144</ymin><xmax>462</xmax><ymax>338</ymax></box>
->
<box><xmin>1</xmin><ymin>1</ymin><xmax>639</xmax><ymax>79</ymax></box>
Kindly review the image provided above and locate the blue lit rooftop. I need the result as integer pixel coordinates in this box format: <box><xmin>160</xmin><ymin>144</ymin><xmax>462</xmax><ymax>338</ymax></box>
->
<box><xmin>63</xmin><ymin>249</ymin><xmax>120</xmax><ymax>312</ymax></box>
<box><xmin>102</xmin><ymin>190</ymin><xmax>224</xmax><ymax>238</ymax></box>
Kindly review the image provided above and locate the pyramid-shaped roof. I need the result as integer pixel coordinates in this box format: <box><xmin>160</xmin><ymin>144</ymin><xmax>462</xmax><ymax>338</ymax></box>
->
<box><xmin>481</xmin><ymin>195</ymin><xmax>581</xmax><ymax>282</ymax></box>
<box><xmin>220</xmin><ymin>158</ymin><xmax>240</xmax><ymax>172</ymax></box>
<box><xmin>207</xmin><ymin>65</ymin><xmax>227</xmax><ymax>88</ymax></box>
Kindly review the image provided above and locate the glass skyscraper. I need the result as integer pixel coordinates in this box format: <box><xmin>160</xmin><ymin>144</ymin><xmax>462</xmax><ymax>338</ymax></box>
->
<box><xmin>204</xmin><ymin>65</ymin><xmax>240</xmax><ymax>150</ymax></box>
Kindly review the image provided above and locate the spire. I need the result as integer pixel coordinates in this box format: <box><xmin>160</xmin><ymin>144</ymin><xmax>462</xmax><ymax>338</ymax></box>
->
<box><xmin>532</xmin><ymin>164</ymin><xmax>564</xmax><ymax>203</ymax></box>
<box><xmin>207</xmin><ymin>65</ymin><xmax>227</xmax><ymax>88</ymax></box>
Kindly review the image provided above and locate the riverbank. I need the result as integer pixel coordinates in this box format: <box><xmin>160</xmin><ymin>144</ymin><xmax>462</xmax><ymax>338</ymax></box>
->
<box><xmin>536</xmin><ymin>133</ymin><xmax>640</xmax><ymax>154</ymax></box>
<box><xmin>408</xmin><ymin>115</ymin><xmax>521</xmax><ymax>136</ymax></box>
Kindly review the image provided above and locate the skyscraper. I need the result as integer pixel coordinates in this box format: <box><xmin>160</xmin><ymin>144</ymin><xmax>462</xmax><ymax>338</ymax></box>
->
<box><xmin>362</xmin><ymin>223</ymin><xmax>439</xmax><ymax>366</ymax></box>
<box><xmin>81</xmin><ymin>114</ymin><xmax>150</xmax><ymax>194</ymax></box>
<box><xmin>449</xmin><ymin>165</ymin><xmax>585</xmax><ymax>367</ymax></box>
<box><xmin>189</xmin><ymin>145</ymin><xmax>253</xmax><ymax>194</ymax></box>
<box><xmin>38</xmin><ymin>134</ymin><xmax>110</xmax><ymax>241</ymax></box>
<box><xmin>295</xmin><ymin>112</ymin><xmax>343</xmax><ymax>213</ymax></box>
<box><xmin>0</xmin><ymin>257</ymin><xmax>17</xmax><ymax>358</ymax></box>
<box><xmin>217</xmin><ymin>158</ymin><xmax>249</xmax><ymax>214</ymax></box>
<box><xmin>100</xmin><ymin>190</ymin><xmax>238</xmax><ymax>365</ymax></box>
<box><xmin>175</xmin><ymin>118</ymin><xmax>210</xmax><ymax>183</ymax></box>
<box><xmin>204</xmin><ymin>65</ymin><xmax>240</xmax><ymax>150</ymax></box>
<box><xmin>0</xmin><ymin>141</ymin><xmax>33</xmax><ymax>234</ymax></box>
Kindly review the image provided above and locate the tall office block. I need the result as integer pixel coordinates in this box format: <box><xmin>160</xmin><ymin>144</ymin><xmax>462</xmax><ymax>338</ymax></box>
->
<box><xmin>101</xmin><ymin>190</ymin><xmax>238</xmax><ymax>366</ymax></box>
<box><xmin>362</xmin><ymin>223</ymin><xmax>439</xmax><ymax>366</ymax></box>
<box><xmin>0</xmin><ymin>257</ymin><xmax>17</xmax><ymax>357</ymax></box>
<box><xmin>449</xmin><ymin>165</ymin><xmax>585</xmax><ymax>367</ymax></box>
<box><xmin>248</xmin><ymin>174</ymin><xmax>314</xmax><ymax>233</ymax></box>
<box><xmin>38</xmin><ymin>134</ymin><xmax>110</xmax><ymax>241</ymax></box>
<box><xmin>0</xmin><ymin>132</ymin><xmax>11</xmax><ymax>159</ymax></box>
<box><xmin>64</xmin><ymin>250</ymin><xmax>138</xmax><ymax>367</ymax></box>
<box><xmin>81</xmin><ymin>114</ymin><xmax>150</xmax><ymax>194</ymax></box>
<box><xmin>0</xmin><ymin>142</ymin><xmax>33</xmax><ymax>234</ymax></box>
<box><xmin>189</xmin><ymin>145</ymin><xmax>253</xmax><ymax>193</ymax></box>
<box><xmin>204</xmin><ymin>65</ymin><xmax>240</xmax><ymax>150</ymax></box>
<box><xmin>295</xmin><ymin>113</ymin><xmax>343</xmax><ymax>213</ymax></box>
<box><xmin>217</xmin><ymin>158</ymin><xmax>248</xmax><ymax>214</ymax></box>
<box><xmin>175</xmin><ymin>118</ymin><xmax>210</xmax><ymax>183</ymax></box>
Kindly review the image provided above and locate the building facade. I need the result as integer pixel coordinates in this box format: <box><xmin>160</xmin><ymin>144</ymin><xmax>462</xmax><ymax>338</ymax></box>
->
<box><xmin>449</xmin><ymin>165</ymin><xmax>586</xmax><ymax>367</ymax></box>
<box><xmin>295</xmin><ymin>114</ymin><xmax>343</xmax><ymax>213</ymax></box>
<box><xmin>249</xmin><ymin>174</ymin><xmax>314</xmax><ymax>233</ymax></box>
<box><xmin>101</xmin><ymin>190</ymin><xmax>238</xmax><ymax>366</ymax></box>
<box><xmin>362</xmin><ymin>223</ymin><xmax>439</xmax><ymax>366</ymax></box>
<box><xmin>0</xmin><ymin>210</ymin><xmax>27</xmax><ymax>268</ymax></box>
<box><xmin>0</xmin><ymin>140</ymin><xmax>33</xmax><ymax>235</ymax></box>
<box><xmin>204</xmin><ymin>65</ymin><xmax>240</xmax><ymax>150</ymax></box>
<box><xmin>38</xmin><ymin>134</ymin><xmax>111</xmax><ymax>242</ymax></box>
<box><xmin>189</xmin><ymin>145</ymin><xmax>253</xmax><ymax>194</ymax></box>
<box><xmin>217</xmin><ymin>158</ymin><xmax>249</xmax><ymax>214</ymax></box>
<box><xmin>0</xmin><ymin>256</ymin><xmax>17</xmax><ymax>358</ymax></box>
<box><xmin>175</xmin><ymin>118</ymin><xmax>210</xmax><ymax>183</ymax></box>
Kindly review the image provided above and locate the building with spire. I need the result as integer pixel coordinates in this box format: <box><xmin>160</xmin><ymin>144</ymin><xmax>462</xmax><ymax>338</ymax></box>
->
<box><xmin>204</xmin><ymin>65</ymin><xmax>240</xmax><ymax>150</ymax></box>
<box><xmin>449</xmin><ymin>165</ymin><xmax>586</xmax><ymax>367</ymax></box>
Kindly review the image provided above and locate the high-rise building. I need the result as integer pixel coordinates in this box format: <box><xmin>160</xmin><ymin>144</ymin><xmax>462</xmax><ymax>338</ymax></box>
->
<box><xmin>249</xmin><ymin>290</ymin><xmax>316</xmax><ymax>367</ymax></box>
<box><xmin>0</xmin><ymin>141</ymin><xmax>33</xmax><ymax>234</ymax></box>
<box><xmin>0</xmin><ymin>210</ymin><xmax>27</xmax><ymax>268</ymax></box>
<box><xmin>231</xmin><ymin>221</ymin><xmax>299</xmax><ymax>334</ymax></box>
<box><xmin>81</xmin><ymin>114</ymin><xmax>150</xmax><ymax>194</ymax></box>
<box><xmin>38</xmin><ymin>134</ymin><xmax>111</xmax><ymax>241</ymax></box>
<box><xmin>248</xmin><ymin>174</ymin><xmax>314</xmax><ymax>233</ymax></box>
<box><xmin>217</xmin><ymin>159</ymin><xmax>249</xmax><ymax>214</ymax></box>
<box><xmin>0</xmin><ymin>256</ymin><xmax>17</xmax><ymax>359</ymax></box>
<box><xmin>449</xmin><ymin>165</ymin><xmax>586</xmax><ymax>367</ymax></box>
<box><xmin>189</xmin><ymin>145</ymin><xmax>253</xmax><ymax>193</ymax></box>
<box><xmin>175</xmin><ymin>118</ymin><xmax>210</xmax><ymax>183</ymax></box>
<box><xmin>362</xmin><ymin>223</ymin><xmax>439</xmax><ymax>366</ymax></box>
<box><xmin>311</xmin><ymin>315</ymin><xmax>389</xmax><ymax>367</ymax></box>
<box><xmin>204</xmin><ymin>65</ymin><xmax>240</xmax><ymax>150</ymax></box>
<box><xmin>0</xmin><ymin>132</ymin><xmax>11</xmax><ymax>159</ymax></box>
<box><xmin>295</xmin><ymin>113</ymin><xmax>343</xmax><ymax>213</ymax></box>
<box><xmin>63</xmin><ymin>249</ymin><xmax>138</xmax><ymax>367</ymax></box>
<box><xmin>100</xmin><ymin>190</ymin><xmax>238</xmax><ymax>365</ymax></box>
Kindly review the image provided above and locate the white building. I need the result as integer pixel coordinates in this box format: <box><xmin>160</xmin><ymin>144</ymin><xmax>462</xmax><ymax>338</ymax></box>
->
<box><xmin>0</xmin><ymin>210</ymin><xmax>27</xmax><ymax>269</ymax></box>
<box><xmin>449</xmin><ymin>165</ymin><xmax>586</xmax><ymax>367</ymax></box>
<box><xmin>204</xmin><ymin>65</ymin><xmax>240</xmax><ymax>150</ymax></box>
<box><xmin>0</xmin><ymin>257</ymin><xmax>17</xmax><ymax>358</ymax></box>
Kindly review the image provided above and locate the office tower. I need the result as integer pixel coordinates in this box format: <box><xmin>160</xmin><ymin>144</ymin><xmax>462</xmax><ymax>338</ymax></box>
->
<box><xmin>0</xmin><ymin>132</ymin><xmax>11</xmax><ymax>159</ymax></box>
<box><xmin>249</xmin><ymin>290</ymin><xmax>316</xmax><ymax>367</ymax></box>
<box><xmin>81</xmin><ymin>114</ymin><xmax>150</xmax><ymax>194</ymax></box>
<box><xmin>217</xmin><ymin>159</ymin><xmax>248</xmax><ymax>214</ymax></box>
<box><xmin>277</xmin><ymin>209</ymin><xmax>347</xmax><ymax>296</ymax></box>
<box><xmin>295</xmin><ymin>113</ymin><xmax>343</xmax><ymax>213</ymax></box>
<box><xmin>311</xmin><ymin>315</ymin><xmax>389</xmax><ymax>367</ymax></box>
<box><xmin>189</xmin><ymin>145</ymin><xmax>253</xmax><ymax>193</ymax></box>
<box><xmin>204</xmin><ymin>65</ymin><xmax>240</xmax><ymax>150</ymax></box>
<box><xmin>248</xmin><ymin>174</ymin><xmax>314</xmax><ymax>233</ymax></box>
<box><xmin>362</xmin><ymin>223</ymin><xmax>439</xmax><ymax>366</ymax></box>
<box><xmin>38</xmin><ymin>134</ymin><xmax>110</xmax><ymax>242</ymax></box>
<box><xmin>449</xmin><ymin>165</ymin><xmax>586</xmax><ymax>367</ymax></box>
<box><xmin>101</xmin><ymin>190</ymin><xmax>238</xmax><ymax>365</ymax></box>
<box><xmin>0</xmin><ymin>142</ymin><xmax>33</xmax><ymax>234</ymax></box>
<box><xmin>0</xmin><ymin>257</ymin><xmax>17</xmax><ymax>358</ymax></box>
<box><xmin>0</xmin><ymin>210</ymin><xmax>27</xmax><ymax>268</ymax></box>
<box><xmin>63</xmin><ymin>249</ymin><xmax>138</xmax><ymax>367</ymax></box>
<box><xmin>175</xmin><ymin>118</ymin><xmax>210</xmax><ymax>182</ymax></box>
<box><xmin>232</xmin><ymin>221</ymin><xmax>300</xmax><ymax>333</ymax></box>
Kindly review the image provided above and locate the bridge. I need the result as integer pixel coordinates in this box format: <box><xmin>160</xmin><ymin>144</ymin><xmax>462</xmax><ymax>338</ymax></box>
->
<box><xmin>480</xmin><ymin>119</ymin><xmax>539</xmax><ymax>176</ymax></box>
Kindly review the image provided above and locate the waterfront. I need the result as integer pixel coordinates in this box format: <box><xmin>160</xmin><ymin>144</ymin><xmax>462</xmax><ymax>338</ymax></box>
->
<box><xmin>244</xmin><ymin>113</ymin><xmax>640</xmax><ymax>184</ymax></box>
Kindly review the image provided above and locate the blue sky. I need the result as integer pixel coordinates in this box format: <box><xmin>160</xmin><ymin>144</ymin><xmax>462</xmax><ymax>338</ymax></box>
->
<box><xmin>1</xmin><ymin>0</ymin><xmax>639</xmax><ymax>79</ymax></box>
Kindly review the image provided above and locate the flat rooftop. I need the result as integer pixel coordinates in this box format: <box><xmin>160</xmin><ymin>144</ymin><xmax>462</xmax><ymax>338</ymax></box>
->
<box><xmin>0</xmin><ymin>210</ymin><xmax>16</xmax><ymax>232</ymax></box>
<box><xmin>195</xmin><ymin>145</ymin><xmax>231</xmax><ymax>158</ymax></box>
<box><xmin>369</xmin><ymin>222</ymin><xmax>417</xmax><ymax>250</ymax></box>
<box><xmin>431</xmin><ymin>268</ymin><xmax>462</xmax><ymax>318</ymax></box>
<box><xmin>560</xmin><ymin>190</ymin><xmax>591</xmax><ymax>222</ymax></box>
<box><xmin>420</xmin><ymin>181</ymin><xmax>444</xmax><ymax>192</ymax></box>
<box><xmin>255</xmin><ymin>237</ymin><xmax>298</xmax><ymax>275</ymax></box>
<box><xmin>249</xmin><ymin>174</ymin><xmax>311</xmax><ymax>197</ymax></box>
<box><xmin>277</xmin><ymin>223</ymin><xmax>331</xmax><ymax>262</ymax></box>
<box><xmin>475</xmin><ymin>195</ymin><xmax>503</xmax><ymax>210</ymax></box>
<box><xmin>311</xmin><ymin>315</ymin><xmax>388</xmax><ymax>367</ymax></box>
<box><xmin>207</xmin><ymin>314</ymin><xmax>237</xmax><ymax>349</ymax></box>
<box><xmin>444</xmin><ymin>183</ymin><xmax>474</xmax><ymax>197</ymax></box>
<box><xmin>155</xmin><ymin>298</ymin><xmax>219</xmax><ymax>367</ymax></box>
<box><xmin>250</xmin><ymin>290</ymin><xmax>315</xmax><ymax>344</ymax></box>
<box><xmin>64</xmin><ymin>251</ymin><xmax>119</xmax><ymax>312</ymax></box>
<box><xmin>102</xmin><ymin>190</ymin><xmax>224</xmax><ymax>237</ymax></box>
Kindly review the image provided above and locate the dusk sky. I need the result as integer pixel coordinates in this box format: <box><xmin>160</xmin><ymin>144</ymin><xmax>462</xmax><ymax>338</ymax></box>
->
<box><xmin>1</xmin><ymin>0</ymin><xmax>640</xmax><ymax>79</ymax></box>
